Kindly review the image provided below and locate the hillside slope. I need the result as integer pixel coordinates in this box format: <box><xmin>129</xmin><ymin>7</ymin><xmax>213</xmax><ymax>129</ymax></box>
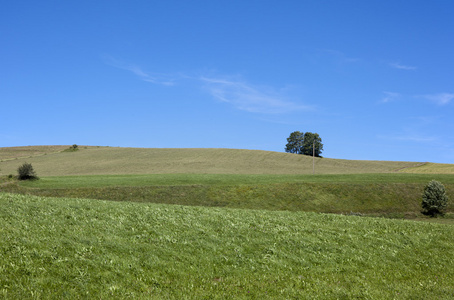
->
<box><xmin>0</xmin><ymin>146</ymin><xmax>425</xmax><ymax>176</ymax></box>
<box><xmin>400</xmin><ymin>162</ymin><xmax>454</xmax><ymax>174</ymax></box>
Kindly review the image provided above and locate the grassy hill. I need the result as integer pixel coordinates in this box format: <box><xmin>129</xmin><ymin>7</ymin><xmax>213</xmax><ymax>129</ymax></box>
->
<box><xmin>1</xmin><ymin>146</ymin><xmax>454</xmax><ymax>298</ymax></box>
<box><xmin>1</xmin><ymin>146</ymin><xmax>453</xmax><ymax>220</ymax></box>
<box><xmin>0</xmin><ymin>146</ymin><xmax>429</xmax><ymax>176</ymax></box>
<box><xmin>1</xmin><ymin>192</ymin><xmax>453</xmax><ymax>299</ymax></box>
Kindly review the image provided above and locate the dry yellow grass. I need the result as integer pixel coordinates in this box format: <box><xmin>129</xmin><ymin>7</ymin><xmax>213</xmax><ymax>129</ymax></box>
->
<box><xmin>0</xmin><ymin>145</ymin><xmax>70</xmax><ymax>160</ymax></box>
<box><xmin>400</xmin><ymin>162</ymin><xmax>454</xmax><ymax>174</ymax></box>
<box><xmin>0</xmin><ymin>146</ymin><xmax>425</xmax><ymax>176</ymax></box>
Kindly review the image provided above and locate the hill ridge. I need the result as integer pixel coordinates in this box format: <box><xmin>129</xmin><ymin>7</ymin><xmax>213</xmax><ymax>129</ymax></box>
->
<box><xmin>0</xmin><ymin>146</ymin><xmax>436</xmax><ymax>176</ymax></box>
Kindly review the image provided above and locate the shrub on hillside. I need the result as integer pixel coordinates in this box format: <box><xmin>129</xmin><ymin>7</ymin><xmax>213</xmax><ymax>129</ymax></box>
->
<box><xmin>421</xmin><ymin>180</ymin><xmax>448</xmax><ymax>217</ymax></box>
<box><xmin>17</xmin><ymin>162</ymin><xmax>38</xmax><ymax>180</ymax></box>
<box><xmin>63</xmin><ymin>144</ymin><xmax>79</xmax><ymax>152</ymax></box>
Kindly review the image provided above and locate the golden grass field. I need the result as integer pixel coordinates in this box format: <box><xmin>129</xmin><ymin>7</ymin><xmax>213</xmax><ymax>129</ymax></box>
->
<box><xmin>400</xmin><ymin>162</ymin><xmax>454</xmax><ymax>174</ymax></box>
<box><xmin>0</xmin><ymin>145</ymin><xmax>441</xmax><ymax>176</ymax></box>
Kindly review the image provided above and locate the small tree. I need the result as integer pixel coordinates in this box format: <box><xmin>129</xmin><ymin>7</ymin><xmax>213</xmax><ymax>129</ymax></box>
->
<box><xmin>17</xmin><ymin>162</ymin><xmax>38</xmax><ymax>180</ymax></box>
<box><xmin>422</xmin><ymin>180</ymin><xmax>448</xmax><ymax>217</ymax></box>
<box><xmin>64</xmin><ymin>144</ymin><xmax>79</xmax><ymax>152</ymax></box>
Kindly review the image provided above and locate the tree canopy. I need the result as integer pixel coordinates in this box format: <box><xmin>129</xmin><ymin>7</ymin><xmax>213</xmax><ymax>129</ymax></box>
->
<box><xmin>285</xmin><ymin>131</ymin><xmax>323</xmax><ymax>157</ymax></box>
<box><xmin>284</xmin><ymin>131</ymin><xmax>304</xmax><ymax>154</ymax></box>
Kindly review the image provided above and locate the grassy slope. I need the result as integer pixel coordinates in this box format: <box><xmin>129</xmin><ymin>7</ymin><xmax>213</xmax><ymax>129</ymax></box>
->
<box><xmin>401</xmin><ymin>162</ymin><xmax>454</xmax><ymax>174</ymax></box>
<box><xmin>1</xmin><ymin>193</ymin><xmax>453</xmax><ymax>299</ymax></box>
<box><xmin>4</xmin><ymin>173</ymin><xmax>452</xmax><ymax>220</ymax></box>
<box><xmin>1</xmin><ymin>146</ymin><xmax>453</xmax><ymax>220</ymax></box>
<box><xmin>18</xmin><ymin>173</ymin><xmax>454</xmax><ymax>188</ymax></box>
<box><xmin>0</xmin><ymin>146</ymin><xmax>426</xmax><ymax>176</ymax></box>
<box><xmin>0</xmin><ymin>145</ymin><xmax>77</xmax><ymax>161</ymax></box>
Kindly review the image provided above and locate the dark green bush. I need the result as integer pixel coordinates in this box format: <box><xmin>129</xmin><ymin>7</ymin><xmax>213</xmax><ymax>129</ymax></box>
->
<box><xmin>63</xmin><ymin>144</ymin><xmax>79</xmax><ymax>152</ymax></box>
<box><xmin>17</xmin><ymin>162</ymin><xmax>38</xmax><ymax>180</ymax></box>
<box><xmin>422</xmin><ymin>180</ymin><xmax>448</xmax><ymax>217</ymax></box>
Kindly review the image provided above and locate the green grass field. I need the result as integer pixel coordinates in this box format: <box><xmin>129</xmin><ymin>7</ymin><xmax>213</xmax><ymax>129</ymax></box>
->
<box><xmin>1</xmin><ymin>146</ymin><xmax>454</xmax><ymax>298</ymax></box>
<box><xmin>1</xmin><ymin>193</ymin><xmax>453</xmax><ymax>299</ymax></box>
<box><xmin>1</xmin><ymin>173</ymin><xmax>452</xmax><ymax>221</ymax></box>
<box><xmin>15</xmin><ymin>173</ymin><xmax>454</xmax><ymax>188</ymax></box>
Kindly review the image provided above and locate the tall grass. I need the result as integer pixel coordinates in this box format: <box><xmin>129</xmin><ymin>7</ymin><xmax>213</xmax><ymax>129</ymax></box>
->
<box><xmin>1</xmin><ymin>192</ymin><xmax>453</xmax><ymax>299</ymax></box>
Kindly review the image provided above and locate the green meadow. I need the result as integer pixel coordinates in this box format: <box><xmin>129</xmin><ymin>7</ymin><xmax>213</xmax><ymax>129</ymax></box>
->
<box><xmin>1</xmin><ymin>146</ymin><xmax>454</xmax><ymax>298</ymax></box>
<box><xmin>4</xmin><ymin>173</ymin><xmax>453</xmax><ymax>220</ymax></box>
<box><xmin>14</xmin><ymin>173</ymin><xmax>454</xmax><ymax>188</ymax></box>
<box><xmin>1</xmin><ymin>193</ymin><xmax>454</xmax><ymax>299</ymax></box>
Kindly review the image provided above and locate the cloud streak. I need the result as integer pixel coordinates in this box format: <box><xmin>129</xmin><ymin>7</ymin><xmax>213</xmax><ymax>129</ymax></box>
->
<box><xmin>389</xmin><ymin>62</ymin><xmax>417</xmax><ymax>70</ymax></box>
<box><xmin>103</xmin><ymin>56</ymin><xmax>176</xmax><ymax>86</ymax></box>
<box><xmin>379</xmin><ymin>91</ymin><xmax>454</xmax><ymax>106</ymax></box>
<box><xmin>380</xmin><ymin>91</ymin><xmax>400</xmax><ymax>103</ymax></box>
<box><xmin>423</xmin><ymin>93</ymin><xmax>454</xmax><ymax>105</ymax></box>
<box><xmin>200</xmin><ymin>76</ymin><xmax>311</xmax><ymax>114</ymax></box>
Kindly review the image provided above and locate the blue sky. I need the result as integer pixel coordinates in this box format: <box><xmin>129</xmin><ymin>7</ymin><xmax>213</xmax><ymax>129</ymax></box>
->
<box><xmin>1</xmin><ymin>1</ymin><xmax>454</xmax><ymax>163</ymax></box>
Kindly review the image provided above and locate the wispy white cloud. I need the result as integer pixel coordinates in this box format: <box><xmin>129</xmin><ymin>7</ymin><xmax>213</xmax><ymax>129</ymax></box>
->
<box><xmin>103</xmin><ymin>56</ymin><xmax>312</xmax><ymax>114</ymax></box>
<box><xmin>102</xmin><ymin>55</ymin><xmax>176</xmax><ymax>86</ymax></box>
<box><xmin>389</xmin><ymin>62</ymin><xmax>417</xmax><ymax>70</ymax></box>
<box><xmin>422</xmin><ymin>93</ymin><xmax>454</xmax><ymax>105</ymax></box>
<box><xmin>200</xmin><ymin>76</ymin><xmax>312</xmax><ymax>114</ymax></box>
<box><xmin>380</xmin><ymin>91</ymin><xmax>400</xmax><ymax>103</ymax></box>
<box><xmin>378</xmin><ymin>91</ymin><xmax>454</xmax><ymax>106</ymax></box>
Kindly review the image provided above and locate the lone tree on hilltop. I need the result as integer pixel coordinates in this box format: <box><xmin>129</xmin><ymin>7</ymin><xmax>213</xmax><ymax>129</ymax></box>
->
<box><xmin>17</xmin><ymin>162</ymin><xmax>39</xmax><ymax>180</ymax></box>
<box><xmin>302</xmin><ymin>132</ymin><xmax>323</xmax><ymax>157</ymax></box>
<box><xmin>285</xmin><ymin>131</ymin><xmax>304</xmax><ymax>154</ymax></box>
<box><xmin>421</xmin><ymin>180</ymin><xmax>448</xmax><ymax>217</ymax></box>
<box><xmin>285</xmin><ymin>131</ymin><xmax>323</xmax><ymax>157</ymax></box>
